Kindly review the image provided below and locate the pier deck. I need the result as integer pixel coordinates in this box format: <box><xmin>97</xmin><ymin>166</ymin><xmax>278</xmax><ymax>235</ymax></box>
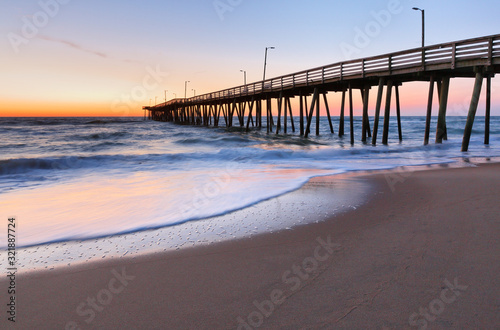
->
<box><xmin>144</xmin><ymin>34</ymin><xmax>500</xmax><ymax>151</ymax></box>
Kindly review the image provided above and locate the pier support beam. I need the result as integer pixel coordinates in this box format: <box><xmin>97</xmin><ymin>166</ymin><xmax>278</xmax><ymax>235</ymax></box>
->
<box><xmin>485</xmin><ymin>75</ymin><xmax>491</xmax><ymax>145</ymax></box>
<box><xmin>257</xmin><ymin>99</ymin><xmax>262</xmax><ymax>128</ymax></box>
<box><xmin>436</xmin><ymin>77</ymin><xmax>450</xmax><ymax>143</ymax></box>
<box><xmin>349</xmin><ymin>85</ymin><xmax>354</xmax><ymax>144</ymax></box>
<box><xmin>305</xmin><ymin>88</ymin><xmax>319</xmax><ymax>138</ymax></box>
<box><xmin>339</xmin><ymin>90</ymin><xmax>345</xmax><ymax>137</ymax></box>
<box><xmin>323</xmin><ymin>93</ymin><xmax>334</xmax><ymax>134</ymax></box>
<box><xmin>372</xmin><ymin>78</ymin><xmax>385</xmax><ymax>145</ymax></box>
<box><xmin>276</xmin><ymin>93</ymin><xmax>283</xmax><ymax>134</ymax></box>
<box><xmin>300</xmin><ymin>92</ymin><xmax>304</xmax><ymax>136</ymax></box>
<box><xmin>424</xmin><ymin>76</ymin><xmax>435</xmax><ymax>145</ymax></box>
<box><xmin>284</xmin><ymin>96</ymin><xmax>288</xmax><ymax>134</ymax></box>
<box><xmin>246</xmin><ymin>97</ymin><xmax>255</xmax><ymax>132</ymax></box>
<box><xmin>462</xmin><ymin>72</ymin><xmax>484</xmax><ymax>152</ymax></box>
<box><xmin>316</xmin><ymin>90</ymin><xmax>320</xmax><ymax>136</ymax></box>
<box><xmin>382</xmin><ymin>80</ymin><xmax>393</xmax><ymax>145</ymax></box>
<box><xmin>395</xmin><ymin>84</ymin><xmax>402</xmax><ymax>141</ymax></box>
<box><xmin>361</xmin><ymin>87</ymin><xmax>370</xmax><ymax>142</ymax></box>
<box><xmin>266</xmin><ymin>98</ymin><xmax>271</xmax><ymax>133</ymax></box>
<box><xmin>305</xmin><ymin>94</ymin><xmax>310</xmax><ymax>136</ymax></box>
<box><xmin>287</xmin><ymin>97</ymin><xmax>295</xmax><ymax>133</ymax></box>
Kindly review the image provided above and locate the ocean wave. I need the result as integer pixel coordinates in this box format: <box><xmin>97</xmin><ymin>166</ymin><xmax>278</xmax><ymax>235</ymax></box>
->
<box><xmin>0</xmin><ymin>157</ymin><xmax>85</xmax><ymax>175</ymax></box>
<box><xmin>85</xmin><ymin>119</ymin><xmax>142</xmax><ymax>125</ymax></box>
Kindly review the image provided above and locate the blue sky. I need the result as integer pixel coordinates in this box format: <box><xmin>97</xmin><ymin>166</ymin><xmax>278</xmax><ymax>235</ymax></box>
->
<box><xmin>1</xmin><ymin>0</ymin><xmax>499</xmax><ymax>115</ymax></box>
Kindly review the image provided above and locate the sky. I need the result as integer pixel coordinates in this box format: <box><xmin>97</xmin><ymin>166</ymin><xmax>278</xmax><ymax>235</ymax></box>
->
<box><xmin>1</xmin><ymin>0</ymin><xmax>499</xmax><ymax>117</ymax></box>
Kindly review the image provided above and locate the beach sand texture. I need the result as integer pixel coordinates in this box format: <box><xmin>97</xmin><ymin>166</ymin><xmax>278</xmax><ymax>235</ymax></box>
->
<box><xmin>1</xmin><ymin>163</ymin><xmax>499</xmax><ymax>329</ymax></box>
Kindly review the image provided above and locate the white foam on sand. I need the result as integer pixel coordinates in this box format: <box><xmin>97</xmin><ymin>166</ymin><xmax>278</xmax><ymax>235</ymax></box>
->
<box><xmin>4</xmin><ymin>174</ymin><xmax>372</xmax><ymax>274</ymax></box>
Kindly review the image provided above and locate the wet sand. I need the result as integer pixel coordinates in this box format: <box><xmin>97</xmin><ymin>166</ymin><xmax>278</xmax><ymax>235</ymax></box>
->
<box><xmin>2</xmin><ymin>162</ymin><xmax>499</xmax><ymax>329</ymax></box>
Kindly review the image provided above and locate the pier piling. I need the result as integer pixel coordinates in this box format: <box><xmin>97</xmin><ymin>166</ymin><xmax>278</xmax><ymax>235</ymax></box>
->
<box><xmin>339</xmin><ymin>90</ymin><xmax>346</xmax><ymax>137</ymax></box>
<box><xmin>462</xmin><ymin>71</ymin><xmax>484</xmax><ymax>152</ymax></box>
<box><xmin>424</xmin><ymin>76</ymin><xmax>435</xmax><ymax>145</ymax></box>
<box><xmin>382</xmin><ymin>80</ymin><xmax>393</xmax><ymax>145</ymax></box>
<box><xmin>436</xmin><ymin>77</ymin><xmax>450</xmax><ymax>143</ymax></box>
<box><xmin>372</xmin><ymin>78</ymin><xmax>385</xmax><ymax>145</ymax></box>
<box><xmin>485</xmin><ymin>75</ymin><xmax>491</xmax><ymax>145</ymax></box>
<box><xmin>349</xmin><ymin>85</ymin><xmax>354</xmax><ymax>144</ymax></box>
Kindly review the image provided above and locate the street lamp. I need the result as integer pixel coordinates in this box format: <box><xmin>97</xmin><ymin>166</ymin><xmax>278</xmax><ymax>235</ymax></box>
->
<box><xmin>184</xmin><ymin>81</ymin><xmax>190</xmax><ymax>98</ymax></box>
<box><xmin>173</xmin><ymin>93</ymin><xmax>177</xmax><ymax>98</ymax></box>
<box><xmin>262</xmin><ymin>46</ymin><xmax>275</xmax><ymax>88</ymax></box>
<box><xmin>192</xmin><ymin>89</ymin><xmax>196</xmax><ymax>97</ymax></box>
<box><xmin>412</xmin><ymin>7</ymin><xmax>425</xmax><ymax>48</ymax></box>
<box><xmin>240</xmin><ymin>70</ymin><xmax>247</xmax><ymax>85</ymax></box>
<box><xmin>164</xmin><ymin>90</ymin><xmax>167</xmax><ymax>103</ymax></box>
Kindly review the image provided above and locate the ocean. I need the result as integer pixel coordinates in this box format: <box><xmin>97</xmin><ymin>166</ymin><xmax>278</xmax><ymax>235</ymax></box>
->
<box><xmin>1</xmin><ymin>116</ymin><xmax>499</xmax><ymax>271</ymax></box>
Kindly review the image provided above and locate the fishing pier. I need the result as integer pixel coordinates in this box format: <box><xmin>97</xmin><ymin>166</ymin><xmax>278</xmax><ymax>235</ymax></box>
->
<box><xmin>144</xmin><ymin>34</ymin><xmax>500</xmax><ymax>151</ymax></box>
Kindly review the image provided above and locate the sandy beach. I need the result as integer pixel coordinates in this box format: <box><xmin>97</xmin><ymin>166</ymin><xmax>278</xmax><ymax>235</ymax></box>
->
<box><xmin>2</xmin><ymin>162</ymin><xmax>499</xmax><ymax>329</ymax></box>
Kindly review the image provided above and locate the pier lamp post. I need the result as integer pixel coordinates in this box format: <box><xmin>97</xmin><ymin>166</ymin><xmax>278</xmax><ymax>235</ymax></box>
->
<box><xmin>262</xmin><ymin>46</ymin><xmax>275</xmax><ymax>89</ymax></box>
<box><xmin>192</xmin><ymin>89</ymin><xmax>196</xmax><ymax>97</ymax></box>
<box><xmin>173</xmin><ymin>93</ymin><xmax>177</xmax><ymax>98</ymax></box>
<box><xmin>155</xmin><ymin>96</ymin><xmax>157</xmax><ymax>105</ymax></box>
<box><xmin>412</xmin><ymin>7</ymin><xmax>425</xmax><ymax>48</ymax></box>
<box><xmin>412</xmin><ymin>7</ymin><xmax>425</xmax><ymax>66</ymax></box>
<box><xmin>164</xmin><ymin>90</ymin><xmax>167</xmax><ymax>104</ymax></box>
<box><xmin>240</xmin><ymin>70</ymin><xmax>247</xmax><ymax>85</ymax></box>
<box><xmin>184</xmin><ymin>81</ymin><xmax>190</xmax><ymax>98</ymax></box>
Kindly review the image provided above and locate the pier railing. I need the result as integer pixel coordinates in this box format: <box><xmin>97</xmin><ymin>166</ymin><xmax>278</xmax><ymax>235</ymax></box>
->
<box><xmin>152</xmin><ymin>34</ymin><xmax>499</xmax><ymax>107</ymax></box>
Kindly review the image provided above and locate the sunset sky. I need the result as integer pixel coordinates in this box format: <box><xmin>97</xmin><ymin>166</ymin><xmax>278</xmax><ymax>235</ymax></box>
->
<box><xmin>1</xmin><ymin>0</ymin><xmax>499</xmax><ymax>117</ymax></box>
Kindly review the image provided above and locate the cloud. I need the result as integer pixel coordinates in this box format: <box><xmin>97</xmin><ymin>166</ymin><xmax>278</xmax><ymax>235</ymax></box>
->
<box><xmin>37</xmin><ymin>35</ymin><xmax>141</xmax><ymax>63</ymax></box>
<box><xmin>38</xmin><ymin>35</ymin><xmax>108</xmax><ymax>58</ymax></box>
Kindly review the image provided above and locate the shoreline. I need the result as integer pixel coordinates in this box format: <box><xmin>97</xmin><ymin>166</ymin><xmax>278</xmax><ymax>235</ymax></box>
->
<box><xmin>1</xmin><ymin>156</ymin><xmax>497</xmax><ymax>273</ymax></box>
<box><xmin>7</xmin><ymin>156</ymin><xmax>497</xmax><ymax>275</ymax></box>
<box><xmin>1</xmin><ymin>160</ymin><xmax>499</xmax><ymax>328</ymax></box>
<box><xmin>5</xmin><ymin>168</ymin><xmax>370</xmax><ymax>274</ymax></box>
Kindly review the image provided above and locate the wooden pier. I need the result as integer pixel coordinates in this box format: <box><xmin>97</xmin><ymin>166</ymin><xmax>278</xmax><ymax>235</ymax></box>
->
<box><xmin>144</xmin><ymin>34</ymin><xmax>500</xmax><ymax>151</ymax></box>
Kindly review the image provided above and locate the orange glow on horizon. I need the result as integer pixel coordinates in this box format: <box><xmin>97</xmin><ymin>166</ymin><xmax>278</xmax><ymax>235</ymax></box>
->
<box><xmin>0</xmin><ymin>98</ymin><xmax>144</xmax><ymax>117</ymax></box>
<box><xmin>1</xmin><ymin>77</ymin><xmax>497</xmax><ymax>118</ymax></box>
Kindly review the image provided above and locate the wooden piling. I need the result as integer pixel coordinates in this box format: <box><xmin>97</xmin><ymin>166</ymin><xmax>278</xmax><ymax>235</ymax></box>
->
<box><xmin>485</xmin><ymin>75</ymin><xmax>491</xmax><ymax>145</ymax></box>
<box><xmin>462</xmin><ymin>72</ymin><xmax>484</xmax><ymax>152</ymax></box>
<box><xmin>239</xmin><ymin>101</ymin><xmax>246</xmax><ymax>127</ymax></box>
<box><xmin>305</xmin><ymin>94</ymin><xmax>310</xmax><ymax>136</ymax></box>
<box><xmin>266</xmin><ymin>98</ymin><xmax>271</xmax><ymax>133</ymax></box>
<box><xmin>287</xmin><ymin>97</ymin><xmax>295</xmax><ymax>133</ymax></box>
<box><xmin>231</xmin><ymin>99</ymin><xmax>238</xmax><ymax>127</ymax></box>
<box><xmin>300</xmin><ymin>93</ymin><xmax>304</xmax><ymax>136</ymax></box>
<box><xmin>316</xmin><ymin>91</ymin><xmax>320</xmax><ymax>136</ymax></box>
<box><xmin>395</xmin><ymin>84</ymin><xmax>402</xmax><ymax>141</ymax></box>
<box><xmin>276</xmin><ymin>93</ymin><xmax>282</xmax><ymax>134</ymax></box>
<box><xmin>269</xmin><ymin>101</ymin><xmax>274</xmax><ymax>128</ymax></box>
<box><xmin>424</xmin><ymin>76</ymin><xmax>435</xmax><ymax>145</ymax></box>
<box><xmin>257</xmin><ymin>99</ymin><xmax>262</xmax><ymax>128</ymax></box>
<box><xmin>372</xmin><ymin>77</ymin><xmax>385</xmax><ymax>145</ymax></box>
<box><xmin>284</xmin><ymin>96</ymin><xmax>288</xmax><ymax>134</ymax></box>
<box><xmin>436</xmin><ymin>76</ymin><xmax>450</xmax><ymax>143</ymax></box>
<box><xmin>339</xmin><ymin>90</ymin><xmax>345</xmax><ymax>137</ymax></box>
<box><xmin>305</xmin><ymin>88</ymin><xmax>319</xmax><ymax>138</ymax></box>
<box><xmin>382</xmin><ymin>80</ymin><xmax>393</xmax><ymax>145</ymax></box>
<box><xmin>323</xmin><ymin>93</ymin><xmax>334</xmax><ymax>134</ymax></box>
<box><xmin>349</xmin><ymin>86</ymin><xmax>354</xmax><ymax>144</ymax></box>
<box><xmin>223</xmin><ymin>103</ymin><xmax>229</xmax><ymax>127</ymax></box>
<box><xmin>361</xmin><ymin>87</ymin><xmax>370</xmax><ymax>142</ymax></box>
<box><xmin>246</xmin><ymin>97</ymin><xmax>255</xmax><ymax>132</ymax></box>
